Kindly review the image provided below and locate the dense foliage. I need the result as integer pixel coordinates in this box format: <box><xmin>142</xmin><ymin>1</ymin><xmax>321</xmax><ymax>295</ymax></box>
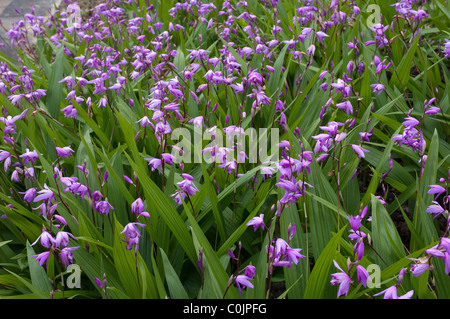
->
<box><xmin>0</xmin><ymin>0</ymin><xmax>449</xmax><ymax>299</ymax></box>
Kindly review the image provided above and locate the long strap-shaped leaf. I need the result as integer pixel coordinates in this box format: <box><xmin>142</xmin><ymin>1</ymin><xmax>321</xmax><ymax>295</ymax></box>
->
<box><xmin>303</xmin><ymin>226</ymin><xmax>346</xmax><ymax>299</ymax></box>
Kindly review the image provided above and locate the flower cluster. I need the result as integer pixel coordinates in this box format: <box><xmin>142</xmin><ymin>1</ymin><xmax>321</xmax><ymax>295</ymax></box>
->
<box><xmin>330</xmin><ymin>205</ymin><xmax>371</xmax><ymax>298</ymax></box>
<box><xmin>246</xmin><ymin>197</ymin><xmax>304</xmax><ymax>294</ymax></box>
<box><xmin>392</xmin><ymin>114</ymin><xmax>426</xmax><ymax>154</ymax></box>
<box><xmin>426</xmin><ymin>177</ymin><xmax>449</xmax><ymax>219</ymax></box>
<box><xmin>411</xmin><ymin>175</ymin><xmax>450</xmax><ymax>277</ymax></box>
<box><xmin>120</xmin><ymin>222</ymin><xmax>146</xmax><ymax>254</ymax></box>
<box><xmin>171</xmin><ymin>173</ymin><xmax>199</xmax><ymax>205</ymax></box>
<box><xmin>31</xmin><ymin>226</ymin><xmax>79</xmax><ymax>268</ymax></box>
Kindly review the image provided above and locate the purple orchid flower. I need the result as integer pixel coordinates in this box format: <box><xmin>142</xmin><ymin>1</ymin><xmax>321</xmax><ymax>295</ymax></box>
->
<box><xmin>330</xmin><ymin>260</ymin><xmax>352</xmax><ymax>298</ymax></box>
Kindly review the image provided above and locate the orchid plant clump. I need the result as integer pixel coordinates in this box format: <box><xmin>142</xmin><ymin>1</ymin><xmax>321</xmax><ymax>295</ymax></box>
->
<box><xmin>0</xmin><ymin>0</ymin><xmax>449</xmax><ymax>300</ymax></box>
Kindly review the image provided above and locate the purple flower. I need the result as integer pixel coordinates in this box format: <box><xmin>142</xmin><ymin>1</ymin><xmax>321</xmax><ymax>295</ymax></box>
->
<box><xmin>55</xmin><ymin>146</ymin><xmax>74</xmax><ymax>158</ymax></box>
<box><xmin>131</xmin><ymin>197</ymin><xmax>144</xmax><ymax>215</ymax></box>
<box><xmin>288</xmin><ymin>224</ymin><xmax>296</xmax><ymax>241</ymax></box>
<box><xmin>61</xmin><ymin>105</ymin><xmax>78</xmax><ymax>119</ymax></box>
<box><xmin>95</xmin><ymin>200</ymin><xmax>114</xmax><ymax>215</ymax></box>
<box><xmin>0</xmin><ymin>151</ymin><xmax>11</xmax><ymax>172</ymax></box>
<box><xmin>98</xmin><ymin>97</ymin><xmax>107</xmax><ymax>108</ymax></box>
<box><xmin>316</xmin><ymin>31</ymin><xmax>329</xmax><ymax>43</ymax></box>
<box><xmin>123</xmin><ymin>175</ymin><xmax>134</xmax><ymax>184</ymax></box>
<box><xmin>271</xmin><ymin>238</ymin><xmax>304</xmax><ymax>268</ymax></box>
<box><xmin>370</xmin><ymin>83</ymin><xmax>385</xmax><ymax>96</ymax></box>
<box><xmin>244</xmin><ymin>265</ymin><xmax>256</xmax><ymax>279</ymax></box>
<box><xmin>425</xmin><ymin>105</ymin><xmax>440</xmax><ymax>116</ymax></box>
<box><xmin>33</xmin><ymin>251</ymin><xmax>51</xmax><ymax>267</ymax></box>
<box><xmin>248</xmin><ymin>90</ymin><xmax>271</xmax><ymax>107</ymax></box>
<box><xmin>155</xmin><ymin>121</ymin><xmax>172</xmax><ymax>135</ymax></box>
<box><xmin>284</xmin><ymin>246</ymin><xmax>304</xmax><ymax>265</ymax></box>
<box><xmin>131</xmin><ymin>198</ymin><xmax>150</xmax><ymax>218</ymax></box>
<box><xmin>444</xmin><ymin>253</ymin><xmax>450</xmax><ymax>275</ymax></box>
<box><xmin>392</xmin><ymin>120</ymin><xmax>425</xmax><ymax>152</ymax></box>
<box><xmin>354</xmin><ymin>240</ymin><xmax>365</xmax><ymax>261</ymax></box>
<box><xmin>373</xmin><ymin>286</ymin><xmax>414</xmax><ymax>299</ymax></box>
<box><xmin>53</xmin><ymin>214</ymin><xmax>67</xmax><ymax>226</ymax></box>
<box><xmin>171</xmin><ymin>191</ymin><xmax>186</xmax><ymax>205</ymax></box>
<box><xmin>121</xmin><ymin>222</ymin><xmax>146</xmax><ymax>254</ymax></box>
<box><xmin>427</xmin><ymin>185</ymin><xmax>446</xmax><ymax>199</ymax></box>
<box><xmin>442</xmin><ymin>39</ymin><xmax>450</xmax><ymax>59</ymax></box>
<box><xmin>347</xmin><ymin>214</ymin><xmax>362</xmax><ymax>231</ymax></box>
<box><xmin>359</xmin><ymin>130</ymin><xmax>373</xmax><ymax>143</ymax></box>
<box><xmin>59</xmin><ymin>246</ymin><xmax>79</xmax><ymax>268</ymax></box>
<box><xmin>161</xmin><ymin>153</ymin><xmax>176</xmax><ymax>165</ymax></box>
<box><xmin>177</xmin><ymin>176</ymin><xmax>199</xmax><ymax>197</ymax></box>
<box><xmin>196</xmin><ymin>248</ymin><xmax>203</xmax><ymax>272</ymax></box>
<box><xmin>356</xmin><ymin>265</ymin><xmax>369</xmax><ymax>287</ymax></box>
<box><xmin>137</xmin><ymin>116</ymin><xmax>151</xmax><ymax>128</ymax></box>
<box><xmin>188</xmin><ymin>116</ymin><xmax>205</xmax><ymax>128</ymax></box>
<box><xmin>402</xmin><ymin>116</ymin><xmax>420</xmax><ymax>127</ymax></box>
<box><xmin>19</xmin><ymin>187</ymin><xmax>37</xmax><ymax>203</ymax></box>
<box><xmin>351</xmin><ymin>144</ymin><xmax>370</xmax><ymax>158</ymax></box>
<box><xmin>228</xmin><ymin>249</ymin><xmax>236</xmax><ymax>260</ymax></box>
<box><xmin>70</xmin><ymin>182</ymin><xmax>89</xmax><ymax>201</ymax></box>
<box><xmin>234</xmin><ymin>275</ymin><xmax>254</xmax><ymax>293</ymax></box>
<box><xmin>145</xmin><ymin>157</ymin><xmax>162</xmax><ymax>174</ymax></box>
<box><xmin>426</xmin><ymin>201</ymin><xmax>445</xmax><ymax>218</ymax></box>
<box><xmin>187</xmin><ymin>48</ymin><xmax>210</xmax><ymax>61</ymax></box>
<box><xmin>259</xmin><ymin>165</ymin><xmax>277</xmax><ymax>176</ymax></box>
<box><xmin>8</xmin><ymin>94</ymin><xmax>23</xmax><ymax>107</ymax></box>
<box><xmin>277</xmin><ymin>140</ymin><xmax>291</xmax><ymax>149</ymax></box>
<box><xmin>410</xmin><ymin>263</ymin><xmax>430</xmax><ymax>277</ymax></box>
<box><xmin>330</xmin><ymin>260</ymin><xmax>352</xmax><ymax>298</ymax></box>
<box><xmin>55</xmin><ymin>231</ymin><xmax>77</xmax><ymax>249</ymax></box>
<box><xmin>31</xmin><ymin>228</ymin><xmax>55</xmax><ymax>248</ymax></box>
<box><xmin>246</xmin><ymin>214</ymin><xmax>265</xmax><ymax>232</ymax></box>
<box><xmin>19</xmin><ymin>149</ymin><xmax>39</xmax><ymax>165</ymax></box>
<box><xmin>94</xmin><ymin>277</ymin><xmax>103</xmax><ymax>288</ymax></box>
<box><xmin>108</xmin><ymin>82</ymin><xmax>122</xmax><ymax>94</ymax></box>
<box><xmin>336</xmin><ymin>100</ymin><xmax>353</xmax><ymax>115</ymax></box>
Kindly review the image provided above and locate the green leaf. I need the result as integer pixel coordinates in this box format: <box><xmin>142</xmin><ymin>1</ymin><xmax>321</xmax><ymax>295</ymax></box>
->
<box><xmin>180</xmin><ymin>196</ymin><xmax>238</xmax><ymax>298</ymax></box>
<box><xmin>198</xmin><ymin>164</ymin><xmax>268</xmax><ymax>224</ymax></box>
<box><xmin>216</xmin><ymin>183</ymin><xmax>270</xmax><ymax>257</ymax></box>
<box><xmin>411</xmin><ymin>129</ymin><xmax>440</xmax><ymax>251</ymax></box>
<box><xmin>200</xmin><ymin>163</ymin><xmax>226</xmax><ymax>241</ymax></box>
<box><xmin>71</xmin><ymin>243</ymin><xmax>125</xmax><ymax>299</ymax></box>
<box><xmin>46</xmin><ymin>46</ymin><xmax>65</xmax><ymax>119</ymax></box>
<box><xmin>389</xmin><ymin>35</ymin><xmax>419</xmax><ymax>90</ymax></box>
<box><xmin>0</xmin><ymin>240</ymin><xmax>12</xmax><ymax>250</ymax></box>
<box><xmin>371</xmin><ymin>194</ymin><xmax>406</xmax><ymax>267</ymax></box>
<box><xmin>26</xmin><ymin>241</ymin><xmax>52</xmax><ymax>294</ymax></box>
<box><xmin>436</xmin><ymin>0</ymin><xmax>450</xmax><ymax>20</ymax></box>
<box><xmin>72</xmin><ymin>101</ymin><xmax>110</xmax><ymax>147</ymax></box>
<box><xmin>287</xmin><ymin>65</ymin><xmax>325</xmax><ymax>128</ymax></box>
<box><xmin>280</xmin><ymin>203</ymin><xmax>308</xmax><ymax>299</ymax></box>
<box><xmin>303</xmin><ymin>226</ymin><xmax>346</xmax><ymax>299</ymax></box>
<box><xmin>160</xmin><ymin>248</ymin><xmax>189</xmax><ymax>299</ymax></box>
<box><xmin>3</xmin><ymin>269</ymin><xmax>49</xmax><ymax>299</ymax></box>
<box><xmin>267</xmin><ymin>43</ymin><xmax>289</xmax><ymax>95</ymax></box>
